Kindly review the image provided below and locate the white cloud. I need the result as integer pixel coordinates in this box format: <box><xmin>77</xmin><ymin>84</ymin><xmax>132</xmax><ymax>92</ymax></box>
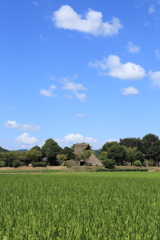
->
<box><xmin>61</xmin><ymin>77</ymin><xmax>87</xmax><ymax>102</ymax></box>
<box><xmin>76</xmin><ymin>113</ymin><xmax>86</xmax><ymax>117</ymax></box>
<box><xmin>155</xmin><ymin>49</ymin><xmax>160</xmax><ymax>59</ymax></box>
<box><xmin>5</xmin><ymin>120</ymin><xmax>41</xmax><ymax>131</ymax></box>
<box><xmin>121</xmin><ymin>87</ymin><xmax>139</xmax><ymax>95</ymax></box>
<box><xmin>149</xmin><ymin>71</ymin><xmax>160</xmax><ymax>88</ymax></box>
<box><xmin>127</xmin><ymin>42</ymin><xmax>140</xmax><ymax>53</ymax></box>
<box><xmin>56</xmin><ymin>133</ymin><xmax>104</xmax><ymax>149</ymax></box>
<box><xmin>40</xmin><ymin>85</ymin><xmax>56</xmax><ymax>97</ymax></box>
<box><xmin>89</xmin><ymin>55</ymin><xmax>146</xmax><ymax>80</ymax></box>
<box><xmin>53</xmin><ymin>5</ymin><xmax>123</xmax><ymax>37</ymax></box>
<box><xmin>74</xmin><ymin>91</ymin><xmax>87</xmax><ymax>102</ymax></box>
<box><xmin>62</xmin><ymin>81</ymin><xmax>86</xmax><ymax>91</ymax></box>
<box><xmin>148</xmin><ymin>6</ymin><xmax>155</xmax><ymax>14</ymax></box>
<box><xmin>15</xmin><ymin>133</ymin><xmax>38</xmax><ymax>146</ymax></box>
<box><xmin>33</xmin><ymin>1</ymin><xmax>39</xmax><ymax>6</ymax></box>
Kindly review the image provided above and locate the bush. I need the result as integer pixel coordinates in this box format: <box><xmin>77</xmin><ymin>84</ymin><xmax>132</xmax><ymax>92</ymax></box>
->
<box><xmin>102</xmin><ymin>159</ymin><xmax>116</xmax><ymax>169</ymax></box>
<box><xmin>0</xmin><ymin>161</ymin><xmax>6</xmax><ymax>167</ymax></box>
<box><xmin>64</xmin><ymin>161</ymin><xmax>72</xmax><ymax>168</ymax></box>
<box><xmin>148</xmin><ymin>160</ymin><xmax>155</xmax><ymax>166</ymax></box>
<box><xmin>12</xmin><ymin>159</ymin><xmax>21</xmax><ymax>168</ymax></box>
<box><xmin>123</xmin><ymin>161</ymin><xmax>128</xmax><ymax>166</ymax></box>
<box><xmin>134</xmin><ymin>160</ymin><xmax>142</xmax><ymax>167</ymax></box>
<box><xmin>97</xmin><ymin>168</ymin><xmax>148</xmax><ymax>172</ymax></box>
<box><xmin>32</xmin><ymin>162</ymin><xmax>47</xmax><ymax>167</ymax></box>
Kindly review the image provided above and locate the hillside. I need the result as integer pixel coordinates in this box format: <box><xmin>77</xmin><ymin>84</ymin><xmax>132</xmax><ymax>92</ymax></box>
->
<box><xmin>0</xmin><ymin>146</ymin><xmax>9</xmax><ymax>152</ymax></box>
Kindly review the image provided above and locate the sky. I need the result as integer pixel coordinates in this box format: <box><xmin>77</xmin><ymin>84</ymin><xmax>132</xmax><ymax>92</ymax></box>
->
<box><xmin>1</xmin><ymin>0</ymin><xmax>160</xmax><ymax>150</ymax></box>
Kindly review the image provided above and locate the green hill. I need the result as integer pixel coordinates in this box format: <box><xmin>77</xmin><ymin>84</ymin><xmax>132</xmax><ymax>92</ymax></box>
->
<box><xmin>0</xmin><ymin>147</ymin><xmax>9</xmax><ymax>152</ymax></box>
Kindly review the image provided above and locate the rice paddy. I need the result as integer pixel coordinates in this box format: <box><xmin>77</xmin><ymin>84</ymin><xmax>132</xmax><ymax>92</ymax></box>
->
<box><xmin>0</xmin><ymin>172</ymin><xmax>160</xmax><ymax>239</ymax></box>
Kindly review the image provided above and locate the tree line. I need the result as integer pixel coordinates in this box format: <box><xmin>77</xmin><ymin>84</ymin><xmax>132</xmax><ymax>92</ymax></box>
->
<box><xmin>99</xmin><ymin>133</ymin><xmax>160</xmax><ymax>168</ymax></box>
<box><xmin>0</xmin><ymin>133</ymin><xmax>160</xmax><ymax>168</ymax></box>
<box><xmin>0</xmin><ymin>139</ymin><xmax>94</xmax><ymax>167</ymax></box>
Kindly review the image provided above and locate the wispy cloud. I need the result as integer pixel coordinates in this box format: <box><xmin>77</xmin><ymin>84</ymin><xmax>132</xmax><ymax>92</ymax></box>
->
<box><xmin>89</xmin><ymin>55</ymin><xmax>146</xmax><ymax>80</ymax></box>
<box><xmin>60</xmin><ymin>76</ymin><xmax>87</xmax><ymax>102</ymax></box>
<box><xmin>121</xmin><ymin>87</ymin><xmax>139</xmax><ymax>95</ymax></box>
<box><xmin>76</xmin><ymin>113</ymin><xmax>86</xmax><ymax>117</ymax></box>
<box><xmin>127</xmin><ymin>42</ymin><xmax>140</xmax><ymax>53</ymax></box>
<box><xmin>155</xmin><ymin>49</ymin><xmax>160</xmax><ymax>59</ymax></box>
<box><xmin>148</xmin><ymin>6</ymin><xmax>155</xmax><ymax>14</ymax></box>
<box><xmin>39</xmin><ymin>34</ymin><xmax>48</xmax><ymax>41</ymax></box>
<box><xmin>40</xmin><ymin>85</ymin><xmax>56</xmax><ymax>97</ymax></box>
<box><xmin>53</xmin><ymin>5</ymin><xmax>123</xmax><ymax>37</ymax></box>
<box><xmin>33</xmin><ymin>1</ymin><xmax>39</xmax><ymax>6</ymax></box>
<box><xmin>5</xmin><ymin>121</ymin><xmax>41</xmax><ymax>131</ymax></box>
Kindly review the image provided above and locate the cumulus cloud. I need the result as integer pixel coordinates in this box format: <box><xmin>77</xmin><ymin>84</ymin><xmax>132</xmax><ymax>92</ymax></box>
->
<box><xmin>40</xmin><ymin>85</ymin><xmax>56</xmax><ymax>97</ymax></box>
<box><xmin>5</xmin><ymin>120</ymin><xmax>41</xmax><ymax>131</ymax></box>
<box><xmin>15</xmin><ymin>133</ymin><xmax>38</xmax><ymax>146</ymax></box>
<box><xmin>148</xmin><ymin>6</ymin><xmax>155</xmax><ymax>14</ymax></box>
<box><xmin>76</xmin><ymin>113</ymin><xmax>86</xmax><ymax>117</ymax></box>
<box><xmin>155</xmin><ymin>49</ymin><xmax>160</xmax><ymax>59</ymax></box>
<box><xmin>56</xmin><ymin>133</ymin><xmax>119</xmax><ymax>149</ymax></box>
<box><xmin>53</xmin><ymin>5</ymin><xmax>123</xmax><ymax>36</ymax></box>
<box><xmin>149</xmin><ymin>71</ymin><xmax>160</xmax><ymax>88</ymax></box>
<box><xmin>89</xmin><ymin>54</ymin><xmax>146</xmax><ymax>80</ymax></box>
<box><xmin>121</xmin><ymin>87</ymin><xmax>139</xmax><ymax>95</ymax></box>
<box><xmin>61</xmin><ymin>77</ymin><xmax>87</xmax><ymax>102</ymax></box>
<box><xmin>56</xmin><ymin>133</ymin><xmax>103</xmax><ymax>149</ymax></box>
<box><xmin>127</xmin><ymin>42</ymin><xmax>140</xmax><ymax>53</ymax></box>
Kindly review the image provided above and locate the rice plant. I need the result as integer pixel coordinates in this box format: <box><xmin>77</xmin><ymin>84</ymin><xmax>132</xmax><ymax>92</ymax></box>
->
<box><xmin>0</xmin><ymin>172</ymin><xmax>160</xmax><ymax>239</ymax></box>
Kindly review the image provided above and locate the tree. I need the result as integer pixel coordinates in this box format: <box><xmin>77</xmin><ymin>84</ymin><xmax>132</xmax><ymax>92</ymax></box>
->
<box><xmin>99</xmin><ymin>151</ymin><xmax>108</xmax><ymax>161</ymax></box>
<box><xmin>31</xmin><ymin>145</ymin><xmax>42</xmax><ymax>153</ymax></box>
<box><xmin>136</xmin><ymin>152</ymin><xmax>144</xmax><ymax>163</ymax></box>
<box><xmin>24</xmin><ymin>149</ymin><xmax>42</xmax><ymax>164</ymax></box>
<box><xmin>147</xmin><ymin>140</ymin><xmax>160</xmax><ymax>165</ymax></box>
<box><xmin>123</xmin><ymin>146</ymin><xmax>137</xmax><ymax>165</ymax></box>
<box><xmin>56</xmin><ymin>154</ymin><xmax>68</xmax><ymax>165</ymax></box>
<box><xmin>141</xmin><ymin>134</ymin><xmax>159</xmax><ymax>159</ymax></box>
<box><xmin>102</xmin><ymin>159</ymin><xmax>116</xmax><ymax>169</ymax></box>
<box><xmin>119</xmin><ymin>138</ymin><xmax>142</xmax><ymax>151</ymax></box>
<box><xmin>4</xmin><ymin>151</ymin><xmax>21</xmax><ymax>167</ymax></box>
<box><xmin>107</xmin><ymin>144</ymin><xmax>126</xmax><ymax>165</ymax></box>
<box><xmin>62</xmin><ymin>147</ymin><xmax>75</xmax><ymax>160</ymax></box>
<box><xmin>42</xmin><ymin>138</ymin><xmax>62</xmax><ymax>165</ymax></box>
<box><xmin>80</xmin><ymin>149</ymin><xmax>95</xmax><ymax>162</ymax></box>
<box><xmin>100</xmin><ymin>142</ymin><xmax>118</xmax><ymax>153</ymax></box>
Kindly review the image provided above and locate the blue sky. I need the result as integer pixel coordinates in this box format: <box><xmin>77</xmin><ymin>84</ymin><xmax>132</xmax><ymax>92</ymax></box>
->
<box><xmin>1</xmin><ymin>0</ymin><xmax>160</xmax><ymax>150</ymax></box>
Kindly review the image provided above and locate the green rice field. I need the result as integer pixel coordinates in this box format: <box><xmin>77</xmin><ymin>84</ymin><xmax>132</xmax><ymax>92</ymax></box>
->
<box><xmin>0</xmin><ymin>172</ymin><xmax>160</xmax><ymax>239</ymax></box>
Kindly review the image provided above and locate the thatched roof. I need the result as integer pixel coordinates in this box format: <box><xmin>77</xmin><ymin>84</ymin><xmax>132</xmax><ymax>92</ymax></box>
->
<box><xmin>74</xmin><ymin>144</ymin><xmax>89</xmax><ymax>153</ymax></box>
<box><xmin>87</xmin><ymin>154</ymin><xmax>103</xmax><ymax>166</ymax></box>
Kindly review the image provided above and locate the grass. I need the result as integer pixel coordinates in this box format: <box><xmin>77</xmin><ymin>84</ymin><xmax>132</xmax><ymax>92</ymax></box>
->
<box><xmin>0</xmin><ymin>172</ymin><xmax>160</xmax><ymax>239</ymax></box>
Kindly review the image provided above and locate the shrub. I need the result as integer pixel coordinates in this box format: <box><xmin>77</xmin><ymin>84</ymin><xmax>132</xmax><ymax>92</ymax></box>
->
<box><xmin>32</xmin><ymin>162</ymin><xmax>47</xmax><ymax>167</ymax></box>
<box><xmin>0</xmin><ymin>161</ymin><xmax>6</xmax><ymax>167</ymax></box>
<box><xmin>102</xmin><ymin>159</ymin><xmax>116</xmax><ymax>169</ymax></box>
<box><xmin>148</xmin><ymin>160</ymin><xmax>155</xmax><ymax>166</ymax></box>
<box><xmin>97</xmin><ymin>168</ymin><xmax>148</xmax><ymax>172</ymax></box>
<box><xmin>64</xmin><ymin>161</ymin><xmax>72</xmax><ymax>168</ymax></box>
<box><xmin>12</xmin><ymin>159</ymin><xmax>21</xmax><ymax>168</ymax></box>
<box><xmin>134</xmin><ymin>160</ymin><xmax>142</xmax><ymax>167</ymax></box>
<box><xmin>123</xmin><ymin>161</ymin><xmax>128</xmax><ymax>166</ymax></box>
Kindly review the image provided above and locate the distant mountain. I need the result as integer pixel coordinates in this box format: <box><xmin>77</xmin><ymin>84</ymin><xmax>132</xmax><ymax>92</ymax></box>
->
<box><xmin>18</xmin><ymin>149</ymin><xmax>28</xmax><ymax>153</ymax></box>
<box><xmin>94</xmin><ymin>150</ymin><xmax>100</xmax><ymax>158</ymax></box>
<box><xmin>0</xmin><ymin>146</ymin><xmax>9</xmax><ymax>152</ymax></box>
